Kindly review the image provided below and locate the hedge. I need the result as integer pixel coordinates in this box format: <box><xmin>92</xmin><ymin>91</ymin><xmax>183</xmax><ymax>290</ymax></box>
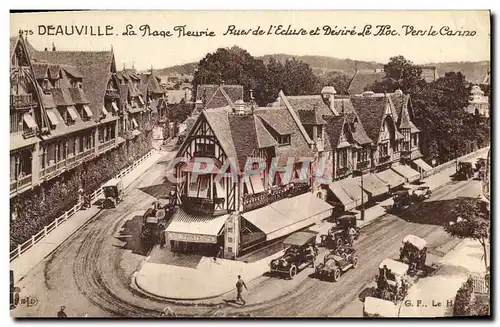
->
<box><xmin>453</xmin><ymin>278</ymin><xmax>473</xmax><ymax>316</ymax></box>
<box><xmin>10</xmin><ymin>131</ymin><xmax>152</xmax><ymax>251</ymax></box>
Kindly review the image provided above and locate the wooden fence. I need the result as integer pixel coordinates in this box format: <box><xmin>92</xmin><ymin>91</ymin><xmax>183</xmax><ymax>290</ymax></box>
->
<box><xmin>10</xmin><ymin>151</ymin><xmax>154</xmax><ymax>262</ymax></box>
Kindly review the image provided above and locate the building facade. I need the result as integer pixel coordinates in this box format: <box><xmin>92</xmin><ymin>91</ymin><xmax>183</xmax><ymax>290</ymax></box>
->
<box><xmin>466</xmin><ymin>85</ymin><xmax>489</xmax><ymax>118</ymax></box>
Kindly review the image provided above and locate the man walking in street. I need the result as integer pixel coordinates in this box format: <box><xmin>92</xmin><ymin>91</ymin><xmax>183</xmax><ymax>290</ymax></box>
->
<box><xmin>235</xmin><ymin>275</ymin><xmax>248</xmax><ymax>305</ymax></box>
<box><xmin>214</xmin><ymin>246</ymin><xmax>224</xmax><ymax>263</ymax></box>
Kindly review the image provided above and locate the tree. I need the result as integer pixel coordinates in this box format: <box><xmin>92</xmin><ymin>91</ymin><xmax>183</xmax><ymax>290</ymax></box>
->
<box><xmin>323</xmin><ymin>71</ymin><xmax>351</xmax><ymax>95</ymax></box>
<box><xmin>192</xmin><ymin>46</ymin><xmax>271</xmax><ymax>105</ymax></box>
<box><xmin>369</xmin><ymin>55</ymin><xmax>426</xmax><ymax>94</ymax></box>
<box><xmin>443</xmin><ymin>197</ymin><xmax>490</xmax><ymax>272</ymax></box>
<box><xmin>280</xmin><ymin>58</ymin><xmax>321</xmax><ymax>96</ymax></box>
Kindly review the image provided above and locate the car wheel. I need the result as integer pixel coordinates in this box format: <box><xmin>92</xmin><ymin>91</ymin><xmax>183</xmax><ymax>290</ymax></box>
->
<box><xmin>289</xmin><ymin>265</ymin><xmax>297</xmax><ymax>279</ymax></box>
<box><xmin>352</xmin><ymin>256</ymin><xmax>359</xmax><ymax>268</ymax></box>
<box><xmin>332</xmin><ymin>268</ymin><xmax>340</xmax><ymax>282</ymax></box>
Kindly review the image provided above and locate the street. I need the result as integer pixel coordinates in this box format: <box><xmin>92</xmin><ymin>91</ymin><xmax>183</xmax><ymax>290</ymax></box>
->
<box><xmin>11</xmin><ymin>158</ymin><xmax>483</xmax><ymax>317</ymax></box>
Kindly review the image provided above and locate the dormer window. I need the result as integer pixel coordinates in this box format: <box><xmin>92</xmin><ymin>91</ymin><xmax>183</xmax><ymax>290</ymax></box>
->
<box><xmin>46</xmin><ymin>109</ymin><xmax>59</xmax><ymax>130</ymax></box>
<box><xmin>278</xmin><ymin>134</ymin><xmax>291</xmax><ymax>146</ymax></box>
<box><xmin>66</xmin><ymin>106</ymin><xmax>79</xmax><ymax>125</ymax></box>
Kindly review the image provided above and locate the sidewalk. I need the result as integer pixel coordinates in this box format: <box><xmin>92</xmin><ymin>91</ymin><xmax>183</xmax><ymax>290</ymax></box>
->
<box><xmin>10</xmin><ymin>150</ymin><xmax>165</xmax><ymax>284</ymax></box>
<box><xmin>399</xmin><ymin>239</ymin><xmax>487</xmax><ymax>317</ymax></box>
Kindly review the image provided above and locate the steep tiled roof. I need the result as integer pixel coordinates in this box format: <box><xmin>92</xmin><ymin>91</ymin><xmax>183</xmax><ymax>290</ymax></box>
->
<box><xmin>51</xmin><ymin>88</ymin><xmax>75</xmax><ymax>106</ymax></box>
<box><xmin>348</xmin><ymin>71</ymin><xmax>386</xmax><ymax>95</ymax></box>
<box><xmin>287</xmin><ymin>95</ymin><xmax>333</xmax><ymax>118</ymax></box>
<box><xmin>32</xmin><ymin>50</ymin><xmax>115</xmax><ymax>121</ymax></box>
<box><xmin>350</xmin><ymin>95</ymin><xmax>389</xmax><ymax>142</ymax></box>
<box><xmin>388</xmin><ymin>92</ymin><xmax>406</xmax><ymax>121</ymax></box>
<box><xmin>61</xmin><ymin>64</ymin><xmax>83</xmax><ymax>78</ymax></box>
<box><xmin>48</xmin><ymin>64</ymin><xmax>61</xmax><ymax>79</ymax></box>
<box><xmin>228</xmin><ymin>114</ymin><xmax>259</xmax><ymax>170</ymax></box>
<box><xmin>68</xmin><ymin>87</ymin><xmax>90</xmax><ymax>104</ymax></box>
<box><xmin>205</xmin><ymin>87</ymin><xmax>234</xmax><ymax>109</ymax></box>
<box><xmin>10</xmin><ymin>37</ymin><xmax>17</xmax><ymax>57</ymax></box>
<box><xmin>323</xmin><ymin>115</ymin><xmax>345</xmax><ymax>150</ymax></box>
<box><xmin>196</xmin><ymin>84</ymin><xmax>244</xmax><ymax>105</ymax></box>
<box><xmin>297</xmin><ymin>109</ymin><xmax>327</xmax><ymax>125</ymax></box>
<box><xmin>333</xmin><ymin>98</ymin><xmax>355</xmax><ymax>115</ymax></box>
<box><xmin>41</xmin><ymin>92</ymin><xmax>56</xmax><ymax>109</ymax></box>
<box><xmin>32</xmin><ymin>63</ymin><xmax>49</xmax><ymax>79</ymax></box>
<box><xmin>254</xmin><ymin>116</ymin><xmax>279</xmax><ymax>148</ymax></box>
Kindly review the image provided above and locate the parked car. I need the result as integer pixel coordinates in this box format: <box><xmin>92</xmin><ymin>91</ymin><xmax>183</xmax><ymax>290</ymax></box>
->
<box><xmin>375</xmin><ymin>258</ymin><xmax>410</xmax><ymax>302</ymax></box>
<box><xmin>315</xmin><ymin>246</ymin><xmax>358</xmax><ymax>282</ymax></box>
<box><xmin>456</xmin><ymin>162</ymin><xmax>474</xmax><ymax>180</ymax></box>
<box><xmin>101</xmin><ymin>178</ymin><xmax>124</xmax><ymax>209</ymax></box>
<box><xmin>269</xmin><ymin>231</ymin><xmax>318</xmax><ymax>279</ymax></box>
<box><xmin>392</xmin><ymin>190</ymin><xmax>412</xmax><ymax>211</ymax></box>
<box><xmin>141</xmin><ymin>199</ymin><xmax>175</xmax><ymax>243</ymax></box>
<box><xmin>399</xmin><ymin>235</ymin><xmax>427</xmax><ymax>274</ymax></box>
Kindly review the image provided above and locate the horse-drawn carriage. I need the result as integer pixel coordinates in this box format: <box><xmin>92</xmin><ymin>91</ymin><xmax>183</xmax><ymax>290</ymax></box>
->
<box><xmin>319</xmin><ymin>215</ymin><xmax>360</xmax><ymax>249</ymax></box>
<box><xmin>399</xmin><ymin>235</ymin><xmax>427</xmax><ymax>274</ymax></box>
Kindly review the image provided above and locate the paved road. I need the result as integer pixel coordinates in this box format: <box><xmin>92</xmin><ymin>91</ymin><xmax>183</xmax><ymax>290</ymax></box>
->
<box><xmin>11</xmin><ymin>158</ymin><xmax>483</xmax><ymax>317</ymax></box>
<box><xmin>222</xmin><ymin>179</ymin><xmax>483</xmax><ymax>317</ymax></box>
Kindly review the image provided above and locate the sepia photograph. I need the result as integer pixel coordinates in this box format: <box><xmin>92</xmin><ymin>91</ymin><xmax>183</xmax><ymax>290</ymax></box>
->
<box><xmin>8</xmin><ymin>10</ymin><xmax>490</xmax><ymax>318</ymax></box>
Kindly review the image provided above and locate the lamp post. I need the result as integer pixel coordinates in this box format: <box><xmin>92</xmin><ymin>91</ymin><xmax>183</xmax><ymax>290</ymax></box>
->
<box><xmin>360</xmin><ymin>170</ymin><xmax>365</xmax><ymax>221</ymax></box>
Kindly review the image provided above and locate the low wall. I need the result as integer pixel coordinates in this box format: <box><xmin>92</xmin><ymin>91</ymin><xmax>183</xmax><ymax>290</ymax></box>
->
<box><xmin>422</xmin><ymin>147</ymin><xmax>489</xmax><ymax>179</ymax></box>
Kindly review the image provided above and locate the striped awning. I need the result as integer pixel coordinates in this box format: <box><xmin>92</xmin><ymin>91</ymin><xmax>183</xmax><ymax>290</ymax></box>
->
<box><xmin>165</xmin><ymin>210</ymin><xmax>229</xmax><ymax>244</ymax></box>
<box><xmin>23</xmin><ymin>113</ymin><xmax>38</xmax><ymax>129</ymax></box>
<box><xmin>242</xmin><ymin>192</ymin><xmax>332</xmax><ymax>241</ymax></box>
<box><xmin>375</xmin><ymin>169</ymin><xmax>405</xmax><ymax>189</ymax></box>
<box><xmin>46</xmin><ymin>109</ymin><xmax>59</xmax><ymax>125</ymax></box>
<box><xmin>339</xmin><ymin>177</ymin><xmax>369</xmax><ymax>206</ymax></box>
<box><xmin>413</xmin><ymin>159</ymin><xmax>432</xmax><ymax>172</ymax></box>
<box><xmin>357</xmin><ymin>174</ymin><xmax>389</xmax><ymax>197</ymax></box>
<box><xmin>328</xmin><ymin>181</ymin><xmax>356</xmax><ymax>211</ymax></box>
<box><xmin>392</xmin><ymin>164</ymin><xmax>420</xmax><ymax>183</ymax></box>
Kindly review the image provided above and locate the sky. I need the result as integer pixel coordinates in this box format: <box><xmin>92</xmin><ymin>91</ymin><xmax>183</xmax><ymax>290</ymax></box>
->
<box><xmin>10</xmin><ymin>10</ymin><xmax>490</xmax><ymax>71</ymax></box>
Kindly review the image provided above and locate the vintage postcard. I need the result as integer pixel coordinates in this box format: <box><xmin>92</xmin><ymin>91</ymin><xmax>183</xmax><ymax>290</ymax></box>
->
<box><xmin>9</xmin><ymin>10</ymin><xmax>490</xmax><ymax>318</ymax></box>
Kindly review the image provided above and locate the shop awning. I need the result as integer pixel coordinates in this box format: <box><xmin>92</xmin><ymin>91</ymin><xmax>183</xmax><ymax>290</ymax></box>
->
<box><xmin>392</xmin><ymin>164</ymin><xmax>420</xmax><ymax>183</ymax></box>
<box><xmin>23</xmin><ymin>113</ymin><xmax>38</xmax><ymax>129</ymax></box>
<box><xmin>328</xmin><ymin>182</ymin><xmax>356</xmax><ymax>211</ymax></box>
<box><xmin>165</xmin><ymin>210</ymin><xmax>229</xmax><ymax>244</ymax></box>
<box><xmin>413</xmin><ymin>158</ymin><xmax>432</xmax><ymax>172</ymax></box>
<box><xmin>357</xmin><ymin>174</ymin><xmax>389</xmax><ymax>197</ymax></box>
<box><xmin>242</xmin><ymin>192</ymin><xmax>332</xmax><ymax>241</ymax></box>
<box><xmin>83</xmin><ymin>105</ymin><xmax>93</xmax><ymax>117</ymax></box>
<box><xmin>375</xmin><ymin>169</ymin><xmax>405</xmax><ymax>189</ymax></box>
<box><xmin>339</xmin><ymin>177</ymin><xmax>369</xmax><ymax>206</ymax></box>
<box><xmin>244</xmin><ymin>174</ymin><xmax>265</xmax><ymax>194</ymax></box>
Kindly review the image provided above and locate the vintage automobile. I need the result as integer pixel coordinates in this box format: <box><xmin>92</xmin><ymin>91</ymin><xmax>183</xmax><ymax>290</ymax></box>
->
<box><xmin>410</xmin><ymin>186</ymin><xmax>432</xmax><ymax>201</ymax></box>
<box><xmin>456</xmin><ymin>162</ymin><xmax>474</xmax><ymax>180</ymax></box>
<box><xmin>315</xmin><ymin>246</ymin><xmax>358</xmax><ymax>282</ymax></box>
<box><xmin>319</xmin><ymin>215</ymin><xmax>360</xmax><ymax>248</ymax></box>
<box><xmin>141</xmin><ymin>199</ymin><xmax>175</xmax><ymax>243</ymax></box>
<box><xmin>101</xmin><ymin>178</ymin><xmax>124</xmax><ymax>209</ymax></box>
<box><xmin>475</xmin><ymin>158</ymin><xmax>487</xmax><ymax>180</ymax></box>
<box><xmin>374</xmin><ymin>258</ymin><xmax>410</xmax><ymax>302</ymax></box>
<box><xmin>363</xmin><ymin>296</ymin><xmax>398</xmax><ymax>317</ymax></box>
<box><xmin>399</xmin><ymin>235</ymin><xmax>427</xmax><ymax>274</ymax></box>
<box><xmin>269</xmin><ymin>231</ymin><xmax>318</xmax><ymax>279</ymax></box>
<box><xmin>392</xmin><ymin>190</ymin><xmax>412</xmax><ymax>211</ymax></box>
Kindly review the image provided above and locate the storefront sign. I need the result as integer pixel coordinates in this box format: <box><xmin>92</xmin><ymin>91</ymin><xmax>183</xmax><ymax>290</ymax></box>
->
<box><xmin>167</xmin><ymin>232</ymin><xmax>217</xmax><ymax>244</ymax></box>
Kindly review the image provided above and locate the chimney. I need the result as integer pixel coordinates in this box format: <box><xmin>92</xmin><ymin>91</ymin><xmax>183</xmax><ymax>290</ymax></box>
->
<box><xmin>321</xmin><ymin>86</ymin><xmax>339</xmax><ymax>115</ymax></box>
<box><xmin>52</xmin><ymin>42</ymin><xmax>56</xmax><ymax>51</ymax></box>
<box><xmin>194</xmin><ymin>99</ymin><xmax>204</xmax><ymax>112</ymax></box>
<box><xmin>233</xmin><ymin>99</ymin><xmax>246</xmax><ymax>115</ymax></box>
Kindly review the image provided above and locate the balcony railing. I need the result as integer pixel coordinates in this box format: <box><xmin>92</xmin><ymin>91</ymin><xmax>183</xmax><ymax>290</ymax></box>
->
<box><xmin>336</xmin><ymin>166</ymin><xmax>351</xmax><ymax>177</ymax></box>
<box><xmin>356</xmin><ymin>160</ymin><xmax>371</xmax><ymax>170</ymax></box>
<box><xmin>181</xmin><ymin>196</ymin><xmax>226</xmax><ymax>216</ymax></box>
<box><xmin>40</xmin><ymin>149</ymin><xmax>95</xmax><ymax>180</ymax></box>
<box><xmin>10</xmin><ymin>94</ymin><xmax>35</xmax><ymax>110</ymax></box>
<box><xmin>378</xmin><ymin>155</ymin><xmax>391</xmax><ymax>164</ymax></box>
<box><xmin>193</xmin><ymin>150</ymin><xmax>216</xmax><ymax>158</ymax></box>
<box><xmin>10</xmin><ymin>174</ymin><xmax>32</xmax><ymax>195</ymax></box>
<box><xmin>242</xmin><ymin>182</ymin><xmax>310</xmax><ymax>213</ymax></box>
<box><xmin>98</xmin><ymin>139</ymin><xmax>116</xmax><ymax>152</ymax></box>
<box><xmin>105</xmin><ymin>89</ymin><xmax>120</xmax><ymax>99</ymax></box>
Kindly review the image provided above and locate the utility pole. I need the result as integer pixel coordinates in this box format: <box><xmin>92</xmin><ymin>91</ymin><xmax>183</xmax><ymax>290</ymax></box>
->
<box><xmin>360</xmin><ymin>172</ymin><xmax>365</xmax><ymax>221</ymax></box>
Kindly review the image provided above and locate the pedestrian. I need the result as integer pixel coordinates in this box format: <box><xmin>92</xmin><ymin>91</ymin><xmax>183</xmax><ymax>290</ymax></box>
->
<box><xmin>57</xmin><ymin>306</ymin><xmax>67</xmax><ymax>318</ymax></box>
<box><xmin>235</xmin><ymin>275</ymin><xmax>248</xmax><ymax>305</ymax></box>
<box><xmin>159</xmin><ymin>232</ymin><xmax>166</xmax><ymax>249</ymax></box>
<box><xmin>214</xmin><ymin>246</ymin><xmax>224</xmax><ymax>262</ymax></box>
